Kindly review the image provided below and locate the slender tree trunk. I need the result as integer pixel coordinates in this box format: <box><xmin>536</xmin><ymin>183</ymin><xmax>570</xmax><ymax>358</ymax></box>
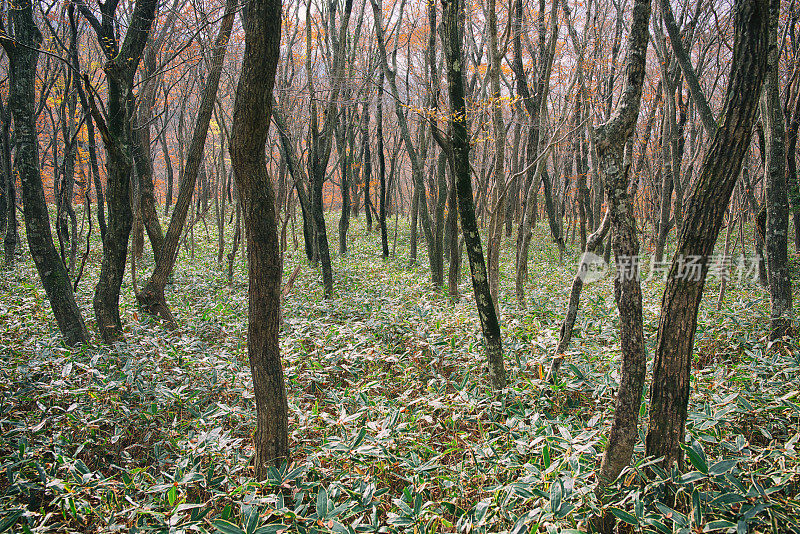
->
<box><xmin>371</xmin><ymin>0</ymin><xmax>436</xmax><ymax>279</ymax></box>
<box><xmin>137</xmin><ymin>0</ymin><xmax>236</xmax><ymax>324</ymax></box>
<box><xmin>68</xmin><ymin>5</ymin><xmax>107</xmax><ymax>244</ymax></box>
<box><xmin>761</xmin><ymin>0</ymin><xmax>793</xmax><ymax>339</ymax></box>
<box><xmin>0</xmin><ymin>100</ymin><xmax>17</xmax><ymax>265</ymax></box>
<box><xmin>486</xmin><ymin>0</ymin><xmax>505</xmax><ymax>311</ymax></box>
<box><xmin>162</xmin><ymin>128</ymin><xmax>174</xmax><ymax>216</ymax></box>
<box><xmin>337</xmin><ymin>111</ymin><xmax>351</xmax><ymax>255</ymax></box>
<box><xmin>133</xmin><ymin>47</ymin><xmax>165</xmax><ymax>261</ymax></box>
<box><xmin>447</xmin><ymin>151</ymin><xmax>460</xmax><ymax>298</ymax></box>
<box><xmin>229</xmin><ymin>0</ymin><xmax>290</xmax><ymax>476</ymax></box>
<box><xmin>443</xmin><ymin>0</ymin><xmax>505</xmax><ymax>391</ymax></box>
<box><xmin>646</xmin><ymin>0</ymin><xmax>769</xmax><ymax>470</ymax></box>
<box><xmin>593</xmin><ymin>0</ymin><xmax>651</xmax><ymax>501</ymax></box>
<box><xmin>1</xmin><ymin>0</ymin><xmax>89</xmax><ymax>345</ymax></box>
<box><xmin>548</xmin><ymin>211</ymin><xmax>610</xmax><ymax>381</ymax></box>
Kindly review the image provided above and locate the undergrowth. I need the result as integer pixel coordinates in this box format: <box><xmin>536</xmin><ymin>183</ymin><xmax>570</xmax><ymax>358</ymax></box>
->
<box><xmin>1</xmin><ymin>214</ymin><xmax>799</xmax><ymax>533</ymax></box>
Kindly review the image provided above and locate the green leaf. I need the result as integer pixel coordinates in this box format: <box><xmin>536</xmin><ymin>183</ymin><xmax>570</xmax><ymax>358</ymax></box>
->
<box><xmin>253</xmin><ymin>524</ymin><xmax>287</xmax><ymax>534</ymax></box>
<box><xmin>710</xmin><ymin>493</ymin><xmax>746</xmax><ymax>506</ymax></box>
<box><xmin>0</xmin><ymin>510</ymin><xmax>24</xmax><ymax>533</ymax></box>
<box><xmin>680</xmin><ymin>471</ymin><xmax>707</xmax><ymax>484</ymax></box>
<box><xmin>316</xmin><ymin>486</ymin><xmax>329</xmax><ymax>518</ymax></box>
<box><xmin>550</xmin><ymin>480</ymin><xmax>562</xmax><ymax>515</ymax></box>
<box><xmin>692</xmin><ymin>489</ymin><xmax>702</xmax><ymax>527</ymax></box>
<box><xmin>704</xmin><ymin>520</ymin><xmax>736</xmax><ymax>531</ymax></box>
<box><xmin>609</xmin><ymin>507</ymin><xmax>639</xmax><ymax>526</ymax></box>
<box><xmin>244</xmin><ymin>507</ymin><xmax>259</xmax><ymax>534</ymax></box>
<box><xmin>708</xmin><ymin>459</ymin><xmax>737</xmax><ymax>476</ymax></box>
<box><xmin>214</xmin><ymin>519</ymin><xmax>246</xmax><ymax>534</ymax></box>
<box><xmin>655</xmin><ymin>502</ymin><xmax>688</xmax><ymax>526</ymax></box>
<box><xmin>684</xmin><ymin>440</ymin><xmax>708</xmax><ymax>474</ymax></box>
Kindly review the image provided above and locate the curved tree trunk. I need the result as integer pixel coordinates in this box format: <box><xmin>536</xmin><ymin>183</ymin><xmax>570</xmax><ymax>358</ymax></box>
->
<box><xmin>137</xmin><ymin>0</ymin><xmax>237</xmax><ymax>325</ymax></box>
<box><xmin>229</xmin><ymin>0</ymin><xmax>290</xmax><ymax>477</ymax></box>
<box><xmin>442</xmin><ymin>0</ymin><xmax>505</xmax><ymax>391</ymax></box>
<box><xmin>1</xmin><ymin>0</ymin><xmax>89</xmax><ymax>345</ymax></box>
<box><xmin>588</xmin><ymin>1</ymin><xmax>652</xmax><ymax>531</ymax></box>
<box><xmin>646</xmin><ymin>0</ymin><xmax>769</xmax><ymax>471</ymax></box>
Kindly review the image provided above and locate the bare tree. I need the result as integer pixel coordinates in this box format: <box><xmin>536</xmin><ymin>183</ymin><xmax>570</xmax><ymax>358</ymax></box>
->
<box><xmin>229</xmin><ymin>0</ymin><xmax>290</xmax><ymax>476</ymax></box>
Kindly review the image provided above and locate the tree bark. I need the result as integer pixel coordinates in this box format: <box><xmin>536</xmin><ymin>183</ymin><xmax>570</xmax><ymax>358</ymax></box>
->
<box><xmin>229</xmin><ymin>0</ymin><xmax>290</xmax><ymax>476</ymax></box>
<box><xmin>442</xmin><ymin>0</ymin><xmax>505</xmax><ymax>391</ymax></box>
<box><xmin>761</xmin><ymin>0</ymin><xmax>793</xmax><ymax>339</ymax></box>
<box><xmin>136</xmin><ymin>0</ymin><xmax>236</xmax><ymax>325</ymax></box>
<box><xmin>646</xmin><ymin>0</ymin><xmax>769</xmax><ymax>470</ymax></box>
<box><xmin>1</xmin><ymin>0</ymin><xmax>89</xmax><ymax>345</ymax></box>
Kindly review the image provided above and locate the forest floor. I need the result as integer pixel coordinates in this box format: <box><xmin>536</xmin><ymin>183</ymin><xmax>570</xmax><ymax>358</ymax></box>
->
<box><xmin>2</xmin><ymin>213</ymin><xmax>800</xmax><ymax>533</ymax></box>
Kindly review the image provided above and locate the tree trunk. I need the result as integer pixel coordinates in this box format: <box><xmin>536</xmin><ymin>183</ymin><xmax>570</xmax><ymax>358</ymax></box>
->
<box><xmin>761</xmin><ymin>0</ymin><xmax>793</xmax><ymax>339</ymax></box>
<box><xmin>0</xmin><ymin>99</ymin><xmax>17</xmax><ymax>265</ymax></box>
<box><xmin>137</xmin><ymin>0</ymin><xmax>236</xmax><ymax>325</ymax></box>
<box><xmin>591</xmin><ymin>1</ymin><xmax>651</xmax><ymax>518</ymax></box>
<box><xmin>78</xmin><ymin>0</ymin><xmax>159</xmax><ymax>343</ymax></box>
<box><xmin>229</xmin><ymin>0</ymin><xmax>290</xmax><ymax>477</ymax></box>
<box><xmin>1</xmin><ymin>0</ymin><xmax>89</xmax><ymax>345</ymax></box>
<box><xmin>485</xmin><ymin>0</ymin><xmax>505</xmax><ymax>310</ymax></box>
<box><xmin>442</xmin><ymin>0</ymin><xmax>505</xmax><ymax>391</ymax></box>
<box><xmin>548</xmin><ymin>211</ymin><xmax>610</xmax><ymax>381</ymax></box>
<box><xmin>646</xmin><ymin>0</ymin><xmax>769</xmax><ymax>470</ymax></box>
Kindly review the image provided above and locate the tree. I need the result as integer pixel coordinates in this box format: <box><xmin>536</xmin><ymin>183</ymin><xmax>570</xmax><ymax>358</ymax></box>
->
<box><xmin>590</xmin><ymin>1</ymin><xmax>651</xmax><ymax>531</ymax></box>
<box><xmin>0</xmin><ymin>0</ymin><xmax>89</xmax><ymax>346</ymax></box>
<box><xmin>761</xmin><ymin>0</ymin><xmax>793</xmax><ymax>340</ymax></box>
<box><xmin>646</xmin><ymin>0</ymin><xmax>769</xmax><ymax>470</ymax></box>
<box><xmin>229</xmin><ymin>0</ymin><xmax>290</xmax><ymax>475</ymax></box>
<box><xmin>77</xmin><ymin>0</ymin><xmax>159</xmax><ymax>343</ymax></box>
<box><xmin>0</xmin><ymin>96</ymin><xmax>16</xmax><ymax>266</ymax></box>
<box><xmin>137</xmin><ymin>0</ymin><xmax>237</xmax><ymax>326</ymax></box>
<box><xmin>442</xmin><ymin>0</ymin><xmax>505</xmax><ymax>391</ymax></box>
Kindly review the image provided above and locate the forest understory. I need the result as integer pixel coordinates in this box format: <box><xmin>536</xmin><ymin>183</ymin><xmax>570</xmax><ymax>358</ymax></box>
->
<box><xmin>2</xmin><ymin>214</ymin><xmax>800</xmax><ymax>534</ymax></box>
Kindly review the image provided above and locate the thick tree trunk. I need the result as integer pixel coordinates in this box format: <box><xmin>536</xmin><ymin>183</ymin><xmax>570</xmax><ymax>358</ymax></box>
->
<box><xmin>646</xmin><ymin>0</ymin><xmax>769</xmax><ymax>470</ymax></box>
<box><xmin>78</xmin><ymin>0</ymin><xmax>159</xmax><ymax>343</ymax></box>
<box><xmin>229</xmin><ymin>0</ymin><xmax>290</xmax><ymax>476</ymax></box>
<box><xmin>1</xmin><ymin>0</ymin><xmax>89</xmax><ymax>345</ymax></box>
<box><xmin>443</xmin><ymin>0</ymin><xmax>505</xmax><ymax>391</ymax></box>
